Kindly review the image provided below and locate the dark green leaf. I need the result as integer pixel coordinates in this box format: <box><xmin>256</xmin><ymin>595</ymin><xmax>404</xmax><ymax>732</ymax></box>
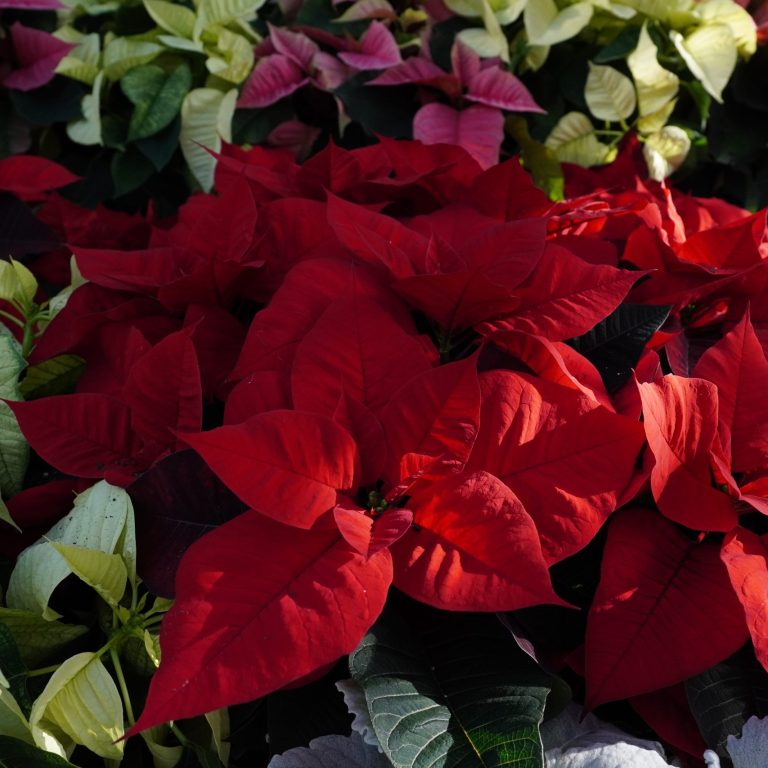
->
<box><xmin>295</xmin><ymin>0</ymin><xmax>366</xmax><ymax>35</ymax></box>
<box><xmin>430</xmin><ymin>18</ymin><xmax>471</xmax><ymax>71</ymax></box>
<box><xmin>683</xmin><ymin>80</ymin><xmax>712</xmax><ymax>131</ymax></box>
<box><xmin>335</xmin><ymin>73</ymin><xmax>414</xmax><ymax>139</ymax></box>
<box><xmin>566</xmin><ymin>303</ymin><xmax>671</xmax><ymax>394</ymax></box>
<box><xmin>20</xmin><ymin>355</ymin><xmax>85</xmax><ymax>400</ymax></box>
<box><xmin>350</xmin><ymin>605</ymin><xmax>552</xmax><ymax>768</ymax></box>
<box><xmin>0</xmin><ymin>625</ymin><xmax>30</xmax><ymax>717</ymax></box>
<box><xmin>122</xmin><ymin>63</ymin><xmax>192</xmax><ymax>142</ymax></box>
<box><xmin>10</xmin><ymin>78</ymin><xmax>84</xmax><ymax>126</ymax></box>
<box><xmin>135</xmin><ymin>115</ymin><xmax>181</xmax><ymax>172</ymax></box>
<box><xmin>687</xmin><ymin>645</ymin><xmax>768</xmax><ymax>765</ymax></box>
<box><xmin>111</xmin><ymin>148</ymin><xmax>156</xmax><ymax>198</ymax></box>
<box><xmin>0</xmin><ymin>737</ymin><xmax>78</xmax><ymax>768</ymax></box>
<box><xmin>594</xmin><ymin>26</ymin><xmax>641</xmax><ymax>63</ymax></box>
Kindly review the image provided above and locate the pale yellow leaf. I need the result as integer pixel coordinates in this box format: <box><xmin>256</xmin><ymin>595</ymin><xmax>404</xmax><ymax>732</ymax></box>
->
<box><xmin>670</xmin><ymin>24</ymin><xmax>737</xmax><ymax>102</ymax></box>
<box><xmin>456</xmin><ymin>27</ymin><xmax>506</xmax><ymax>58</ymax></box>
<box><xmin>545</xmin><ymin>111</ymin><xmax>615</xmax><ymax>167</ymax></box>
<box><xmin>102</xmin><ymin>37</ymin><xmax>163</xmax><ymax>81</ymax></box>
<box><xmin>67</xmin><ymin>72</ymin><xmax>104</xmax><ymax>146</ymax></box>
<box><xmin>204</xmin><ymin>28</ymin><xmax>254</xmax><ymax>84</ymax></box>
<box><xmin>51</xmin><ymin>544</ymin><xmax>127</xmax><ymax>608</ymax></box>
<box><xmin>637</xmin><ymin>98</ymin><xmax>676</xmax><ymax>133</ymax></box>
<box><xmin>0</xmin><ymin>609</ymin><xmax>87</xmax><ymax>668</ymax></box>
<box><xmin>524</xmin><ymin>0</ymin><xmax>593</xmax><ymax>46</ymax></box>
<box><xmin>142</xmin><ymin>726</ymin><xmax>184</xmax><ymax>768</ymax></box>
<box><xmin>628</xmin><ymin>24</ymin><xmax>679</xmax><ymax>119</ymax></box>
<box><xmin>205</xmin><ymin>708</ymin><xmax>230</xmax><ymax>766</ymax></box>
<box><xmin>144</xmin><ymin>0</ymin><xmax>196</xmax><ymax>37</ymax></box>
<box><xmin>696</xmin><ymin>0</ymin><xmax>756</xmax><ymax>57</ymax></box>
<box><xmin>643</xmin><ymin>124</ymin><xmax>691</xmax><ymax>180</ymax></box>
<box><xmin>30</xmin><ymin>652</ymin><xmax>124</xmax><ymax>759</ymax></box>
<box><xmin>585</xmin><ymin>62</ymin><xmax>636</xmax><ymax>121</ymax></box>
<box><xmin>0</xmin><ymin>686</ymin><xmax>32</xmax><ymax>743</ymax></box>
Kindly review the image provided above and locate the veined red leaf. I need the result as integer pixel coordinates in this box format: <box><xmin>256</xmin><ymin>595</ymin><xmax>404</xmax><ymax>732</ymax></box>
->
<box><xmin>333</xmin><ymin>503</ymin><xmax>412</xmax><ymax>558</ymax></box>
<box><xmin>391</xmin><ymin>471</ymin><xmax>566</xmax><ymax>611</ymax></box>
<box><xmin>469</xmin><ymin>371</ymin><xmax>644</xmax><ymax>564</ymax></box>
<box><xmin>180</xmin><ymin>410</ymin><xmax>358</xmax><ymax>529</ymax></box>
<box><xmin>124</xmin><ymin>330</ymin><xmax>202</xmax><ymax>454</ymax></box>
<box><xmin>7</xmin><ymin>395</ymin><xmax>143</xmax><ymax>478</ymax></box>
<box><xmin>721</xmin><ymin>528</ymin><xmax>768</xmax><ymax>673</ymax></box>
<box><xmin>290</xmin><ymin>293</ymin><xmax>435</xmax><ymax>417</ymax></box>
<box><xmin>131</xmin><ymin>511</ymin><xmax>392</xmax><ymax>731</ymax></box>
<box><xmin>73</xmin><ymin>246</ymin><xmax>185</xmax><ymax>293</ymax></box>
<box><xmin>333</xmin><ymin>393</ymin><xmax>386</xmax><ymax>486</ymax></box>
<box><xmin>469</xmin><ymin>158</ymin><xmax>551</xmax><ymax>221</ymax></box>
<box><xmin>413</xmin><ymin>104</ymin><xmax>504</xmax><ymax>170</ymax></box>
<box><xmin>380</xmin><ymin>356</ymin><xmax>480</xmax><ymax>484</ymax></box>
<box><xmin>238</xmin><ymin>55</ymin><xmax>309</xmax><ymax>109</ymax></box>
<box><xmin>693</xmin><ymin>309</ymin><xmax>768</xmax><ymax>474</ymax></box>
<box><xmin>638</xmin><ymin>375</ymin><xmax>737</xmax><ymax>531</ymax></box>
<box><xmin>338</xmin><ymin>22</ymin><xmax>401</xmax><ymax>70</ymax></box>
<box><xmin>3</xmin><ymin>23</ymin><xmax>75</xmax><ymax>91</ymax></box>
<box><xmin>677</xmin><ymin>211</ymin><xmax>766</xmax><ymax>269</ymax></box>
<box><xmin>466</xmin><ymin>67</ymin><xmax>544</xmax><ymax>113</ymax></box>
<box><xmin>0</xmin><ymin>155</ymin><xmax>79</xmax><ymax>202</ymax></box>
<box><xmin>585</xmin><ymin>508</ymin><xmax>748</xmax><ymax>707</ymax></box>
<box><xmin>480</xmin><ymin>243</ymin><xmax>643</xmax><ymax>341</ymax></box>
<box><xmin>224</xmin><ymin>371</ymin><xmax>292</xmax><ymax>424</ymax></box>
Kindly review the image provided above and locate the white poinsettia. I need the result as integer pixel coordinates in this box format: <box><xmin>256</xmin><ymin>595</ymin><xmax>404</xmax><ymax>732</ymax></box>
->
<box><xmin>642</xmin><ymin>125</ymin><xmax>691</xmax><ymax>180</ymax></box>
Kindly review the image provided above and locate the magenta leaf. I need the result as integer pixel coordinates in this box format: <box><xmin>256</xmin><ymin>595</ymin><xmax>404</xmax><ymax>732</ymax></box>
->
<box><xmin>3</xmin><ymin>23</ymin><xmax>75</xmax><ymax>91</ymax></box>
<box><xmin>238</xmin><ymin>55</ymin><xmax>309</xmax><ymax>109</ymax></box>
<box><xmin>466</xmin><ymin>67</ymin><xmax>545</xmax><ymax>113</ymax></box>
<box><xmin>268</xmin><ymin>25</ymin><xmax>319</xmax><ymax>69</ymax></box>
<box><xmin>338</xmin><ymin>21</ymin><xmax>401</xmax><ymax>70</ymax></box>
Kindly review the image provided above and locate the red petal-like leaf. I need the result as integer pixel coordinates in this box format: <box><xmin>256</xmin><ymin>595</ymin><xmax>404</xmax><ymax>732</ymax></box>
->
<box><xmin>8</xmin><ymin>395</ymin><xmax>143</xmax><ymax>478</ymax></box>
<box><xmin>585</xmin><ymin>508</ymin><xmax>748</xmax><ymax>707</ymax></box>
<box><xmin>413</xmin><ymin>104</ymin><xmax>504</xmax><ymax>170</ymax></box>
<box><xmin>638</xmin><ymin>375</ymin><xmax>737</xmax><ymax>531</ymax></box>
<box><xmin>466</xmin><ymin>67</ymin><xmax>544</xmax><ymax>113</ymax></box>
<box><xmin>238</xmin><ymin>55</ymin><xmax>309</xmax><ymax>109</ymax></box>
<box><xmin>224</xmin><ymin>371</ymin><xmax>292</xmax><ymax>424</ymax></box>
<box><xmin>469</xmin><ymin>158</ymin><xmax>551</xmax><ymax>221</ymax></box>
<box><xmin>381</xmin><ymin>356</ymin><xmax>480</xmax><ymax>483</ymax></box>
<box><xmin>338</xmin><ymin>21</ymin><xmax>401</xmax><ymax>70</ymax></box>
<box><xmin>391</xmin><ymin>471</ymin><xmax>565</xmax><ymax>611</ymax></box>
<box><xmin>333</xmin><ymin>503</ymin><xmax>412</xmax><ymax>558</ymax></box>
<box><xmin>333</xmin><ymin>393</ymin><xmax>386</xmax><ymax>486</ymax></box>
<box><xmin>721</xmin><ymin>528</ymin><xmax>768</xmax><ymax>673</ymax></box>
<box><xmin>124</xmin><ymin>330</ymin><xmax>202</xmax><ymax>454</ymax></box>
<box><xmin>131</xmin><ymin>511</ymin><xmax>392</xmax><ymax>731</ymax></box>
<box><xmin>693</xmin><ymin>309</ymin><xmax>768</xmax><ymax>474</ymax></box>
<box><xmin>3</xmin><ymin>23</ymin><xmax>75</xmax><ymax>91</ymax></box>
<box><xmin>0</xmin><ymin>155</ymin><xmax>79</xmax><ymax>202</ymax></box>
<box><xmin>181</xmin><ymin>410</ymin><xmax>358</xmax><ymax>529</ymax></box>
<box><xmin>469</xmin><ymin>371</ymin><xmax>644</xmax><ymax>563</ymax></box>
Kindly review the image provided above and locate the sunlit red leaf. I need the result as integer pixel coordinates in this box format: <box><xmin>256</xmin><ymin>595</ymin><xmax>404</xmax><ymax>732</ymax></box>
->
<box><xmin>131</xmin><ymin>510</ymin><xmax>392</xmax><ymax>731</ymax></box>
<box><xmin>585</xmin><ymin>508</ymin><xmax>748</xmax><ymax>707</ymax></box>
<box><xmin>181</xmin><ymin>410</ymin><xmax>358</xmax><ymax>528</ymax></box>
<box><xmin>333</xmin><ymin>503</ymin><xmax>412</xmax><ymax>558</ymax></box>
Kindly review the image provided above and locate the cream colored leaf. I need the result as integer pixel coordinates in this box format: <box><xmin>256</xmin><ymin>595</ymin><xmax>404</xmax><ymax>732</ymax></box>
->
<box><xmin>0</xmin><ymin>686</ymin><xmax>33</xmax><ymax>743</ymax></box>
<box><xmin>204</xmin><ymin>28</ymin><xmax>254</xmax><ymax>84</ymax></box>
<box><xmin>670</xmin><ymin>24</ymin><xmax>737</xmax><ymax>102</ymax></box>
<box><xmin>54</xmin><ymin>30</ymin><xmax>101</xmax><ymax>85</ymax></box>
<box><xmin>456</xmin><ymin>28</ymin><xmax>506</xmax><ymax>58</ymax></box>
<box><xmin>545</xmin><ymin>111</ymin><xmax>615</xmax><ymax>166</ymax></box>
<box><xmin>67</xmin><ymin>72</ymin><xmax>104</xmax><ymax>146</ymax></box>
<box><xmin>103</xmin><ymin>37</ymin><xmax>163</xmax><ymax>81</ymax></box>
<box><xmin>0</xmin><ymin>609</ymin><xmax>87</xmax><ymax>668</ymax></box>
<box><xmin>525</xmin><ymin>43</ymin><xmax>550</xmax><ymax>71</ymax></box>
<box><xmin>158</xmin><ymin>34</ymin><xmax>205</xmax><ymax>52</ymax></box>
<box><xmin>628</xmin><ymin>24</ymin><xmax>679</xmax><ymax>118</ymax></box>
<box><xmin>195</xmin><ymin>0</ymin><xmax>266</xmax><ymax>38</ymax></box>
<box><xmin>30</xmin><ymin>652</ymin><xmax>124</xmax><ymax>759</ymax></box>
<box><xmin>642</xmin><ymin>125</ymin><xmax>691</xmax><ymax>180</ymax></box>
<box><xmin>696</xmin><ymin>0</ymin><xmax>756</xmax><ymax>58</ymax></box>
<box><xmin>143</xmin><ymin>630</ymin><xmax>161</xmax><ymax>667</ymax></box>
<box><xmin>585</xmin><ymin>62</ymin><xmax>636</xmax><ymax>121</ymax></box>
<box><xmin>144</xmin><ymin>0</ymin><xmax>196</xmax><ymax>37</ymax></box>
<box><xmin>637</xmin><ymin>98</ymin><xmax>676</xmax><ymax>134</ymax></box>
<box><xmin>51</xmin><ymin>544</ymin><xmax>127</xmax><ymax>608</ymax></box>
<box><xmin>525</xmin><ymin>0</ymin><xmax>593</xmax><ymax>46</ymax></box>
<box><xmin>142</xmin><ymin>726</ymin><xmax>184</xmax><ymax>768</ymax></box>
<box><xmin>477</xmin><ymin>0</ymin><xmax>510</xmax><ymax>62</ymax></box>
<box><xmin>7</xmin><ymin>481</ymin><xmax>134</xmax><ymax>619</ymax></box>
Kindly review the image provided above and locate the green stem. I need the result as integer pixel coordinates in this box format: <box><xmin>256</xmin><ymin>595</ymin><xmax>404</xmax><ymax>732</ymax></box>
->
<box><xmin>170</xmin><ymin>723</ymin><xmax>191</xmax><ymax>748</ymax></box>
<box><xmin>21</xmin><ymin>321</ymin><xmax>35</xmax><ymax>359</ymax></box>
<box><xmin>0</xmin><ymin>310</ymin><xmax>25</xmax><ymax>329</ymax></box>
<box><xmin>110</xmin><ymin>646</ymin><xmax>135</xmax><ymax>726</ymax></box>
<box><xmin>26</xmin><ymin>663</ymin><xmax>61</xmax><ymax>678</ymax></box>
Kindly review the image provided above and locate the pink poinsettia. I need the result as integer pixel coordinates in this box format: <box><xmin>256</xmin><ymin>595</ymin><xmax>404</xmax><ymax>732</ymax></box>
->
<box><xmin>370</xmin><ymin>40</ymin><xmax>543</xmax><ymax>168</ymax></box>
<box><xmin>3</xmin><ymin>22</ymin><xmax>75</xmax><ymax>91</ymax></box>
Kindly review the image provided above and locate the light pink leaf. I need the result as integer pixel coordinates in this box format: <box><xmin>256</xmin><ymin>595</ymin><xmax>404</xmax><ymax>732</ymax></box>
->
<box><xmin>238</xmin><ymin>55</ymin><xmax>309</xmax><ymax>109</ymax></box>
<box><xmin>451</xmin><ymin>39</ymin><xmax>481</xmax><ymax>87</ymax></box>
<box><xmin>338</xmin><ymin>21</ymin><xmax>401</xmax><ymax>70</ymax></box>
<box><xmin>269</xmin><ymin>25</ymin><xmax>318</xmax><ymax>69</ymax></box>
<box><xmin>466</xmin><ymin>67</ymin><xmax>545</xmax><ymax>113</ymax></box>
<box><xmin>3</xmin><ymin>23</ymin><xmax>75</xmax><ymax>91</ymax></box>
<box><xmin>413</xmin><ymin>103</ymin><xmax>504</xmax><ymax>170</ymax></box>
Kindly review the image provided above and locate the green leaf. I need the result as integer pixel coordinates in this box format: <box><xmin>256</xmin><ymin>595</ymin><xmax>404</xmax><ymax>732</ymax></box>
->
<box><xmin>144</xmin><ymin>0</ymin><xmax>196</xmax><ymax>37</ymax></box>
<box><xmin>593</xmin><ymin>25</ymin><xmax>641</xmax><ymax>63</ymax></box>
<box><xmin>350</xmin><ymin>606</ymin><xmax>552</xmax><ymax>768</ymax></box>
<box><xmin>19</xmin><ymin>356</ymin><xmax>85</xmax><ymax>401</ymax></box>
<box><xmin>567</xmin><ymin>304</ymin><xmax>671</xmax><ymax>394</ymax></box>
<box><xmin>584</xmin><ymin>62</ymin><xmax>636</xmax><ymax>122</ymax></box>
<box><xmin>142</xmin><ymin>726</ymin><xmax>184</xmax><ymax>768</ymax></box>
<box><xmin>0</xmin><ymin>690</ymin><xmax>33</xmax><ymax>747</ymax></box>
<box><xmin>111</xmin><ymin>147</ymin><xmax>156</xmax><ymax>197</ymax></box>
<box><xmin>335</xmin><ymin>72</ymin><xmax>414</xmax><ymax>139</ymax></box>
<box><xmin>135</xmin><ymin>115</ymin><xmax>181</xmax><ymax>171</ymax></box>
<box><xmin>122</xmin><ymin>63</ymin><xmax>192</xmax><ymax>142</ymax></box>
<box><xmin>30</xmin><ymin>652</ymin><xmax>124</xmax><ymax>759</ymax></box>
<box><xmin>687</xmin><ymin>645</ymin><xmax>768</xmax><ymax>763</ymax></box>
<box><xmin>50</xmin><ymin>544</ymin><xmax>127</xmax><ymax>609</ymax></box>
<box><xmin>231</xmin><ymin>101</ymin><xmax>293</xmax><ymax>146</ymax></box>
<box><xmin>7</xmin><ymin>481</ymin><xmax>135</xmax><ymax>619</ymax></box>
<box><xmin>0</xmin><ymin>736</ymin><xmax>77</xmax><ymax>767</ymax></box>
<box><xmin>0</xmin><ymin>610</ymin><xmax>87</xmax><ymax>669</ymax></box>
<box><xmin>204</xmin><ymin>27</ymin><xmax>254</xmax><ymax>84</ymax></box>
<box><xmin>0</xmin><ymin>332</ymin><xmax>28</xmax><ymax>499</ymax></box>
<box><xmin>0</xmin><ymin>625</ymin><xmax>31</xmax><ymax>718</ymax></box>
<box><xmin>507</xmin><ymin>116</ymin><xmax>563</xmax><ymax>201</ymax></box>
<box><xmin>103</xmin><ymin>36</ymin><xmax>164</xmax><ymax>81</ymax></box>
<box><xmin>179</xmin><ymin>87</ymin><xmax>237</xmax><ymax>191</ymax></box>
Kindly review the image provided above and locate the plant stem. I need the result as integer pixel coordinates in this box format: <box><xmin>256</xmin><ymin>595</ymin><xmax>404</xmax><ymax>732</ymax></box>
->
<box><xmin>110</xmin><ymin>646</ymin><xmax>135</xmax><ymax>726</ymax></box>
<box><xmin>26</xmin><ymin>663</ymin><xmax>61</xmax><ymax>678</ymax></box>
<box><xmin>170</xmin><ymin>723</ymin><xmax>191</xmax><ymax>748</ymax></box>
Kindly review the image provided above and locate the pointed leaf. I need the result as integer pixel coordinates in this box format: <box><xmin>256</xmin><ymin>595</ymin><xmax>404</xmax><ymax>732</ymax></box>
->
<box><xmin>0</xmin><ymin>609</ymin><xmax>87</xmax><ymax>668</ymax></box>
<box><xmin>466</xmin><ymin>67</ymin><xmax>544</xmax><ymax>113</ymax></box>
<box><xmin>132</xmin><ymin>511</ymin><xmax>392</xmax><ymax>731</ymax></box>
<box><xmin>671</xmin><ymin>25</ymin><xmax>737</xmax><ymax>102</ymax></box>
<box><xmin>181</xmin><ymin>410</ymin><xmax>358</xmax><ymax>528</ymax></box>
<box><xmin>3</xmin><ymin>23</ymin><xmax>75</xmax><ymax>92</ymax></box>
<box><xmin>144</xmin><ymin>0</ymin><xmax>196</xmax><ymax>36</ymax></box>
<box><xmin>269</xmin><ymin>733</ymin><xmax>390</xmax><ymax>768</ymax></box>
<box><xmin>585</xmin><ymin>508</ymin><xmax>748</xmax><ymax>707</ymax></box>
<box><xmin>237</xmin><ymin>55</ymin><xmax>308</xmax><ymax>109</ymax></box>
<box><xmin>637</xmin><ymin>375</ymin><xmax>737</xmax><ymax>531</ymax></box>
<box><xmin>338</xmin><ymin>22</ymin><xmax>401</xmax><ymax>70</ymax></box>
<box><xmin>0</xmin><ymin>333</ymin><xmax>28</xmax><ymax>497</ymax></box>
<box><xmin>350</xmin><ymin>606</ymin><xmax>553</xmax><ymax>768</ymax></box>
<box><xmin>30</xmin><ymin>652</ymin><xmax>123</xmax><ymax>759</ymax></box>
<box><xmin>392</xmin><ymin>471</ymin><xmax>565</xmax><ymax>611</ymax></box>
<box><xmin>50</xmin><ymin>543</ymin><xmax>127</xmax><ymax>608</ymax></box>
<box><xmin>545</xmin><ymin>111</ymin><xmax>614</xmax><ymax>167</ymax></box>
<box><xmin>627</xmin><ymin>24</ymin><xmax>679</xmax><ymax>118</ymax></box>
<box><xmin>19</xmin><ymin>355</ymin><xmax>85</xmax><ymax>400</ymax></box>
<box><xmin>585</xmin><ymin>62</ymin><xmax>637</xmax><ymax>122</ymax></box>
<box><xmin>0</xmin><ymin>737</ymin><xmax>76</xmax><ymax>766</ymax></box>
<box><xmin>334</xmin><ymin>504</ymin><xmax>412</xmax><ymax>559</ymax></box>
<box><xmin>524</xmin><ymin>0</ymin><xmax>592</xmax><ymax>46</ymax></box>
